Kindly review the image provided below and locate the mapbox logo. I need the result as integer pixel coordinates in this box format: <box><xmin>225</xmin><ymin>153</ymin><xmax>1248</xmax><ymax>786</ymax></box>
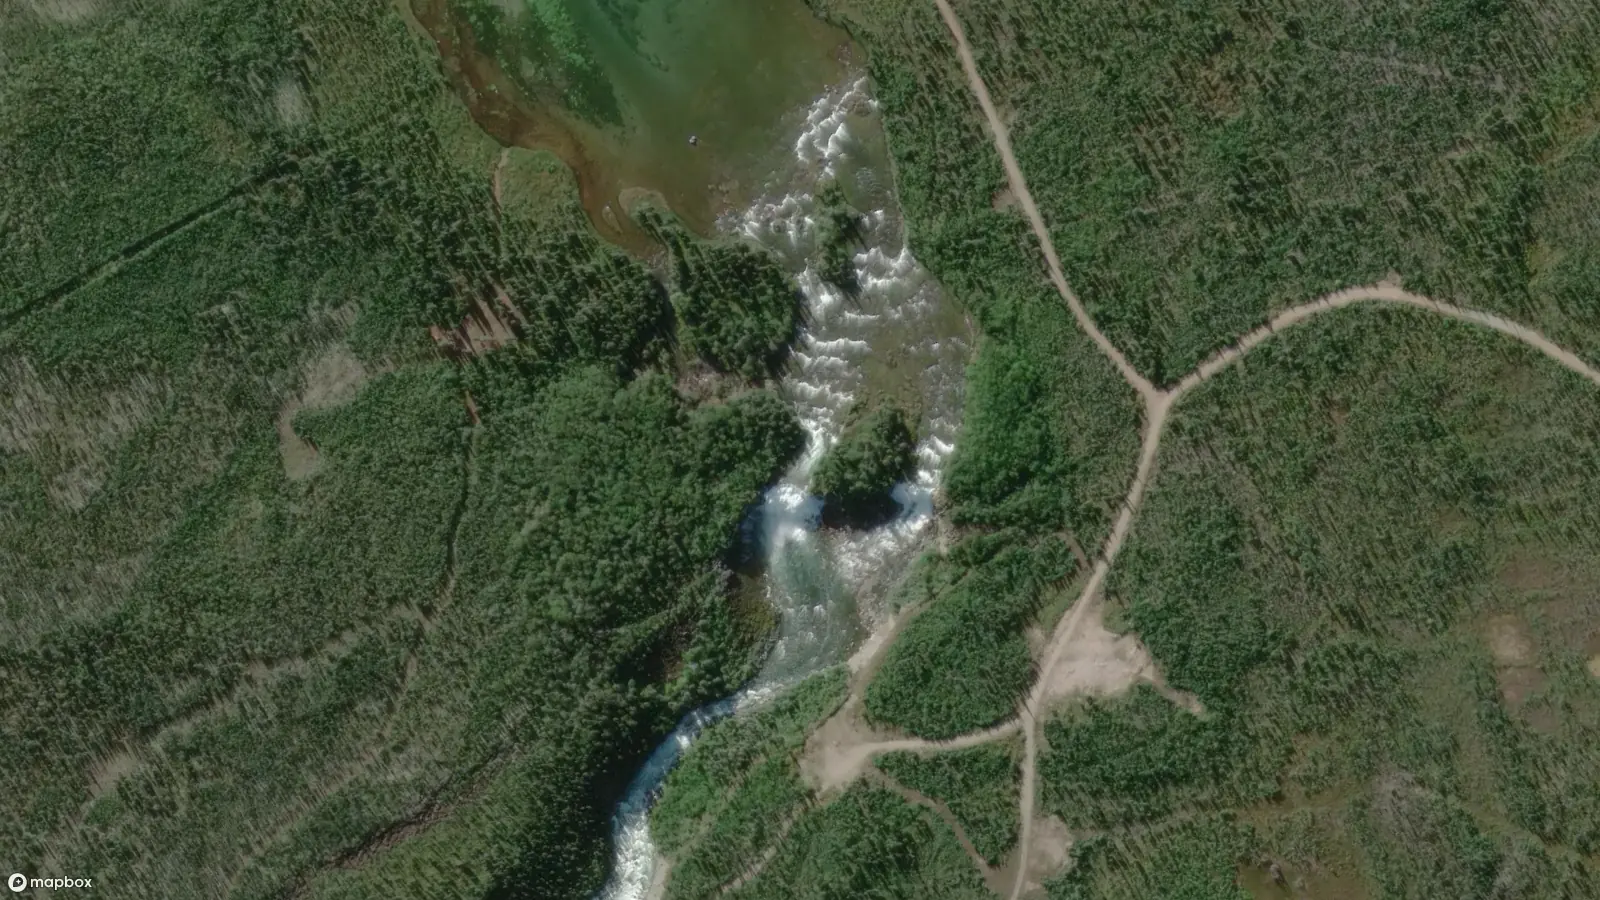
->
<box><xmin>8</xmin><ymin>873</ymin><xmax>93</xmax><ymax>892</ymax></box>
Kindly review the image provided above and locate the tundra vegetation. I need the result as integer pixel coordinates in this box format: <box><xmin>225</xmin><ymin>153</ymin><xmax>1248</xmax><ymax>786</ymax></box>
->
<box><xmin>671</xmin><ymin>0</ymin><xmax>1600</xmax><ymax>897</ymax></box>
<box><xmin>876</xmin><ymin>742</ymin><xmax>1024</xmax><ymax>865</ymax></box>
<box><xmin>7</xmin><ymin>0</ymin><xmax>1600</xmax><ymax>898</ymax></box>
<box><xmin>1</xmin><ymin>2</ymin><xmax>808</xmax><ymax>898</ymax></box>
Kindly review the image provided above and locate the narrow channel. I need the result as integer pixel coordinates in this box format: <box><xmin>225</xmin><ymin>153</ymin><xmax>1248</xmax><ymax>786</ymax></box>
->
<box><xmin>595</xmin><ymin>76</ymin><xmax>972</xmax><ymax>900</ymax></box>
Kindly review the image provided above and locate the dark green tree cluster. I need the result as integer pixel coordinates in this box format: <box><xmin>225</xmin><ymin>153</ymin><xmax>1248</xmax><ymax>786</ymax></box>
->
<box><xmin>809</xmin><ymin>403</ymin><xmax>916</xmax><ymax>527</ymax></box>
<box><xmin>876</xmin><ymin>744</ymin><xmax>1022</xmax><ymax>865</ymax></box>
<box><xmin>639</xmin><ymin>208</ymin><xmax>804</xmax><ymax>381</ymax></box>
<box><xmin>815</xmin><ymin>181</ymin><xmax>865</xmax><ymax>295</ymax></box>
<box><xmin>672</xmin><ymin>238</ymin><xmax>802</xmax><ymax>380</ymax></box>
<box><xmin>863</xmin><ymin>535</ymin><xmax>1071</xmax><ymax>740</ymax></box>
<box><xmin>0</xmin><ymin>1</ymin><xmax>812</xmax><ymax>897</ymax></box>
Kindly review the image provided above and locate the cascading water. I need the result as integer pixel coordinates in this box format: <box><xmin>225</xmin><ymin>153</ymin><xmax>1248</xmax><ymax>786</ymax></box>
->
<box><xmin>595</xmin><ymin>76</ymin><xmax>971</xmax><ymax>900</ymax></box>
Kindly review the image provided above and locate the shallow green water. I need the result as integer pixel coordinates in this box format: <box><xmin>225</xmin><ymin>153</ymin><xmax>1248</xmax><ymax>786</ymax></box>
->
<box><xmin>421</xmin><ymin>0</ymin><xmax>851</xmax><ymax>241</ymax></box>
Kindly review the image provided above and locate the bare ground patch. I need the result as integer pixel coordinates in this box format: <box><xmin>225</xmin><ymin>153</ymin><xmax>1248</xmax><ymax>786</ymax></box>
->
<box><xmin>800</xmin><ymin>696</ymin><xmax>902</xmax><ymax>796</ymax></box>
<box><xmin>428</xmin><ymin>295</ymin><xmax>519</xmax><ymax>359</ymax></box>
<box><xmin>1041</xmin><ymin>600</ymin><xmax>1201</xmax><ymax>715</ymax></box>
<box><xmin>1484</xmin><ymin>614</ymin><xmax>1549</xmax><ymax>716</ymax></box>
<box><xmin>273</xmin><ymin>78</ymin><xmax>311</xmax><ymax>128</ymax></box>
<box><xmin>992</xmin><ymin>813</ymin><xmax>1070</xmax><ymax>900</ymax></box>
<box><xmin>277</xmin><ymin>344</ymin><xmax>374</xmax><ymax>480</ymax></box>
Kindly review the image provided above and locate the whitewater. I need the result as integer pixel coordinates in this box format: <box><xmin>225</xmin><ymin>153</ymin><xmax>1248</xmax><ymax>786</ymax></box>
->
<box><xmin>595</xmin><ymin>76</ymin><xmax>970</xmax><ymax>900</ymax></box>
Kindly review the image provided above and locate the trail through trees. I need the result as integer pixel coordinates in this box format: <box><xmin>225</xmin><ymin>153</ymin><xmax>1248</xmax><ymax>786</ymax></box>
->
<box><xmin>791</xmin><ymin>3</ymin><xmax>1600</xmax><ymax>898</ymax></box>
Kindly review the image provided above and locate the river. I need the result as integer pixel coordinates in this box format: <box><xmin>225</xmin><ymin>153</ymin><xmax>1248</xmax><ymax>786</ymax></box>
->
<box><xmin>411</xmin><ymin>0</ymin><xmax>852</xmax><ymax>251</ymax></box>
<box><xmin>413</xmin><ymin>1</ymin><xmax>970</xmax><ymax>891</ymax></box>
<box><xmin>594</xmin><ymin>76</ymin><xmax>972</xmax><ymax>900</ymax></box>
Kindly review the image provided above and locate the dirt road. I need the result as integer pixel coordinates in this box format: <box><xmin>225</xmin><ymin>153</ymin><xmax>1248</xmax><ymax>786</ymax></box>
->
<box><xmin>931</xmin><ymin>0</ymin><xmax>1156</xmax><ymax>402</ymax></box>
<box><xmin>789</xmin><ymin>4</ymin><xmax>1600</xmax><ymax>898</ymax></box>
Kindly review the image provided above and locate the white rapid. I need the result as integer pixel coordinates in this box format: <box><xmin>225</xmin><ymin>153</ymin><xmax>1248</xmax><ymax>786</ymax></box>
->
<box><xmin>596</xmin><ymin>76</ymin><xmax>970</xmax><ymax>900</ymax></box>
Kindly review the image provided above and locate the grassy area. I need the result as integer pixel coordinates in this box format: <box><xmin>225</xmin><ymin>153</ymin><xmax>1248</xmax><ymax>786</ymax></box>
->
<box><xmin>0</xmin><ymin>1</ymin><xmax>813</xmax><ymax>897</ymax></box>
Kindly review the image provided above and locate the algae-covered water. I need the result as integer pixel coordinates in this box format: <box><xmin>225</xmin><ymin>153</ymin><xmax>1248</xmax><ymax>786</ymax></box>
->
<box><xmin>418</xmin><ymin>3</ymin><xmax>973</xmax><ymax>895</ymax></box>
<box><xmin>593</xmin><ymin>76</ymin><xmax>972</xmax><ymax>900</ymax></box>
<box><xmin>415</xmin><ymin>0</ymin><xmax>851</xmax><ymax>246</ymax></box>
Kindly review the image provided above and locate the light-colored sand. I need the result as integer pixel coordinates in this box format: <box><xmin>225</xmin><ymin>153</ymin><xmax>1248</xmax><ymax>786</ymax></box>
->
<box><xmin>1040</xmin><ymin>600</ymin><xmax>1199</xmax><ymax>713</ymax></box>
<box><xmin>273</xmin><ymin>78</ymin><xmax>310</xmax><ymax>128</ymax></box>
<box><xmin>1019</xmin><ymin>814</ymin><xmax>1072</xmax><ymax>896</ymax></box>
<box><xmin>798</xmin><ymin>691</ymin><xmax>1021</xmax><ymax>796</ymax></box>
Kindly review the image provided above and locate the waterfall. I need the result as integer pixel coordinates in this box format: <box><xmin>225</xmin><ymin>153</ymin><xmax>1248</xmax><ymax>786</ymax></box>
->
<box><xmin>595</xmin><ymin>76</ymin><xmax>969</xmax><ymax>900</ymax></box>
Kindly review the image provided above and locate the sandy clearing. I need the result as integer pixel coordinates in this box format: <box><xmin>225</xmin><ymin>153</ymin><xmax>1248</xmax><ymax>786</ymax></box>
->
<box><xmin>277</xmin><ymin>344</ymin><xmax>372</xmax><ymax>480</ymax></box>
<box><xmin>643</xmin><ymin>853</ymin><xmax>672</xmax><ymax>900</ymax></box>
<box><xmin>1485</xmin><ymin>614</ymin><xmax>1548</xmax><ymax>709</ymax></box>
<box><xmin>1486</xmin><ymin>615</ymin><xmax>1537</xmax><ymax>667</ymax></box>
<box><xmin>277</xmin><ymin>402</ymin><xmax>321</xmax><ymax>480</ymax></box>
<box><xmin>799</xmin><ymin>690</ymin><xmax>1021</xmax><ymax>795</ymax></box>
<box><xmin>273</xmin><ymin>78</ymin><xmax>310</xmax><ymax>128</ymax></box>
<box><xmin>1040</xmin><ymin>599</ymin><xmax>1195</xmax><ymax>710</ymax></box>
<box><xmin>1017</xmin><ymin>814</ymin><xmax>1072</xmax><ymax>898</ymax></box>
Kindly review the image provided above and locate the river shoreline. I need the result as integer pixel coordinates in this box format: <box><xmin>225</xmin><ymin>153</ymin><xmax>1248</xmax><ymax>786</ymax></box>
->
<box><xmin>593</xmin><ymin>74</ymin><xmax>971</xmax><ymax>900</ymax></box>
